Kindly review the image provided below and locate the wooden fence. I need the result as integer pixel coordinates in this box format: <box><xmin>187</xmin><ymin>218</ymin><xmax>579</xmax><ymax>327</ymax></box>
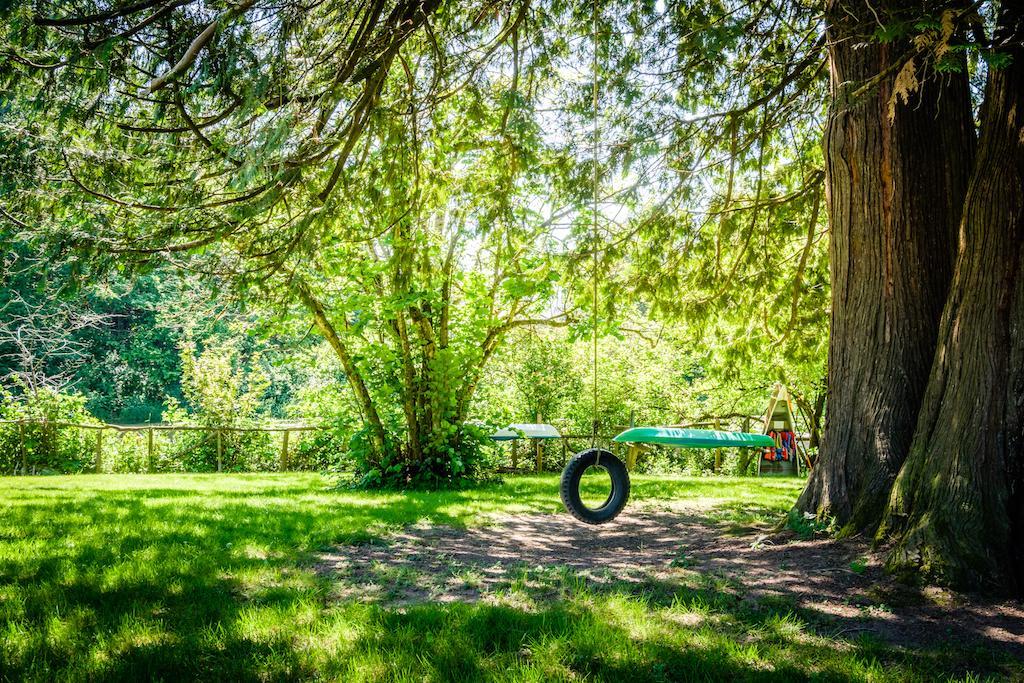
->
<box><xmin>503</xmin><ymin>433</ymin><xmax>624</xmax><ymax>474</ymax></box>
<box><xmin>2</xmin><ymin>412</ymin><xmax>799</xmax><ymax>476</ymax></box>
<box><xmin>0</xmin><ymin>419</ymin><xmax>322</xmax><ymax>474</ymax></box>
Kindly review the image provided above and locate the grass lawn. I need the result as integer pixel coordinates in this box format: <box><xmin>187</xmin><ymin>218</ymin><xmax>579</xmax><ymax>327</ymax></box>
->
<box><xmin>0</xmin><ymin>473</ymin><xmax>1016</xmax><ymax>681</ymax></box>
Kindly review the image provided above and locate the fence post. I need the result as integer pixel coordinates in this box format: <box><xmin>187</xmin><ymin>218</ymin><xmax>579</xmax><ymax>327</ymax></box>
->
<box><xmin>280</xmin><ymin>429</ymin><xmax>290</xmax><ymax>471</ymax></box>
<box><xmin>95</xmin><ymin>428</ymin><xmax>104</xmax><ymax>473</ymax></box>
<box><xmin>216</xmin><ymin>430</ymin><xmax>223</xmax><ymax>472</ymax></box>
<box><xmin>534</xmin><ymin>412</ymin><xmax>543</xmax><ymax>472</ymax></box>
<box><xmin>626</xmin><ymin>444</ymin><xmax>639</xmax><ymax>470</ymax></box>
<box><xmin>147</xmin><ymin>428</ymin><xmax>155</xmax><ymax>473</ymax></box>
<box><xmin>713</xmin><ymin>418</ymin><xmax>722</xmax><ymax>473</ymax></box>
<box><xmin>18</xmin><ymin>422</ymin><xmax>26</xmax><ymax>475</ymax></box>
<box><xmin>739</xmin><ymin>417</ymin><xmax>754</xmax><ymax>474</ymax></box>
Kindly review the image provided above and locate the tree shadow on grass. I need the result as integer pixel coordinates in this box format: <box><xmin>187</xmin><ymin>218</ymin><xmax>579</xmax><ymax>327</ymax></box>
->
<box><xmin>335</xmin><ymin>600</ymin><xmax>814</xmax><ymax>682</ymax></box>
<box><xmin>0</xmin><ymin>474</ymin><xmax>1015</xmax><ymax>681</ymax></box>
<box><xmin>0</xmin><ymin>476</ymin><xmax>576</xmax><ymax>679</ymax></box>
<box><xmin>329</xmin><ymin>591</ymin><xmax>1002</xmax><ymax>682</ymax></box>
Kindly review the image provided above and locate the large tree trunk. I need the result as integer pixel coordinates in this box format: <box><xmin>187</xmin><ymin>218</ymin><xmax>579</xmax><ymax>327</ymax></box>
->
<box><xmin>879</xmin><ymin>8</ymin><xmax>1024</xmax><ymax>591</ymax></box>
<box><xmin>798</xmin><ymin>0</ymin><xmax>976</xmax><ymax>532</ymax></box>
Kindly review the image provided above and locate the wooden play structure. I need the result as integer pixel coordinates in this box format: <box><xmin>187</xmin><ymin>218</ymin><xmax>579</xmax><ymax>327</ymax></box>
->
<box><xmin>757</xmin><ymin>383</ymin><xmax>813</xmax><ymax>477</ymax></box>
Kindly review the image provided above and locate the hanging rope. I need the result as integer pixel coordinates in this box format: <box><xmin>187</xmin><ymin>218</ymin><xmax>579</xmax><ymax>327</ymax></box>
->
<box><xmin>590</xmin><ymin>0</ymin><xmax>600</xmax><ymax>449</ymax></box>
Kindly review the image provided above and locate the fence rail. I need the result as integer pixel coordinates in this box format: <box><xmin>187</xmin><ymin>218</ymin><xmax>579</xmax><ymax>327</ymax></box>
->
<box><xmin>0</xmin><ymin>418</ymin><xmax>328</xmax><ymax>475</ymax></box>
<box><xmin>0</xmin><ymin>419</ymin><xmax>321</xmax><ymax>432</ymax></box>
<box><xmin>2</xmin><ymin>414</ymin><xmax>794</xmax><ymax>476</ymax></box>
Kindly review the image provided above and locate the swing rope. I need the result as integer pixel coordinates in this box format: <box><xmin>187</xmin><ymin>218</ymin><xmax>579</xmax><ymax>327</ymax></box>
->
<box><xmin>590</xmin><ymin>0</ymin><xmax>600</xmax><ymax>450</ymax></box>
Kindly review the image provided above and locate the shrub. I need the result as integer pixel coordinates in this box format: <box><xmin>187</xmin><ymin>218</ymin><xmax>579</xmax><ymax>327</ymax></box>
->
<box><xmin>158</xmin><ymin>339</ymin><xmax>275</xmax><ymax>471</ymax></box>
<box><xmin>288</xmin><ymin>427</ymin><xmax>349</xmax><ymax>472</ymax></box>
<box><xmin>348</xmin><ymin>421</ymin><xmax>500</xmax><ymax>489</ymax></box>
<box><xmin>0</xmin><ymin>382</ymin><xmax>101</xmax><ymax>474</ymax></box>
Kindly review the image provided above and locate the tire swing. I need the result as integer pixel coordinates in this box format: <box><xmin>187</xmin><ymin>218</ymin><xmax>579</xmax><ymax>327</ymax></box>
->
<box><xmin>558</xmin><ymin>2</ymin><xmax>775</xmax><ymax>524</ymax></box>
<box><xmin>559</xmin><ymin>0</ymin><xmax>631</xmax><ymax>526</ymax></box>
<box><xmin>560</xmin><ymin>448</ymin><xmax>630</xmax><ymax>524</ymax></box>
<box><xmin>559</xmin><ymin>430</ymin><xmax>777</xmax><ymax>524</ymax></box>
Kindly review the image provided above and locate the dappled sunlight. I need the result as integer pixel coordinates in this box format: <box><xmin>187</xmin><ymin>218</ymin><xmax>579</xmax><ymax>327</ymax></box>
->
<box><xmin>0</xmin><ymin>473</ymin><xmax>1019</xmax><ymax>680</ymax></box>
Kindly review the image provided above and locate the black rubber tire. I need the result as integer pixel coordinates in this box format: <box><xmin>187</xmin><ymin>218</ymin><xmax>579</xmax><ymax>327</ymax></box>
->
<box><xmin>559</xmin><ymin>448</ymin><xmax>630</xmax><ymax>524</ymax></box>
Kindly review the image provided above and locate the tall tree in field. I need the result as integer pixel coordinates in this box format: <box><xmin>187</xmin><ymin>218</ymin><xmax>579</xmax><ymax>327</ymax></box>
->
<box><xmin>800</xmin><ymin>1</ymin><xmax>1024</xmax><ymax>590</ymax></box>
<box><xmin>798</xmin><ymin>0</ymin><xmax>976</xmax><ymax>532</ymax></box>
<box><xmin>1</xmin><ymin>0</ymin><xmax>575</xmax><ymax>486</ymax></box>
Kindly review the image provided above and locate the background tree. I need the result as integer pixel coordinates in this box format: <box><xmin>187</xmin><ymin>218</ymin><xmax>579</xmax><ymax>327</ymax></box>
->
<box><xmin>481</xmin><ymin>329</ymin><xmax>583</xmax><ymax>428</ymax></box>
<box><xmin>2</xmin><ymin>0</ymin><xmax>575</xmax><ymax>486</ymax></box>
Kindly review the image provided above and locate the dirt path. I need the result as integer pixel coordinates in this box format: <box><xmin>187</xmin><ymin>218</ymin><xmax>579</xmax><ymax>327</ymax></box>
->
<box><xmin>316</xmin><ymin>507</ymin><xmax>1024</xmax><ymax>655</ymax></box>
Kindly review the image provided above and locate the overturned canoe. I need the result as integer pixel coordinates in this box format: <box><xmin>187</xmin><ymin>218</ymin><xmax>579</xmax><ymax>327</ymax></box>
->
<box><xmin>613</xmin><ymin>427</ymin><xmax>774</xmax><ymax>449</ymax></box>
<box><xmin>492</xmin><ymin>423</ymin><xmax>562</xmax><ymax>441</ymax></box>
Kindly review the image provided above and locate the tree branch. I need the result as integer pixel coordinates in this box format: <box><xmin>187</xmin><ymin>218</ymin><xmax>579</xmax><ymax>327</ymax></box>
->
<box><xmin>35</xmin><ymin>0</ymin><xmax>177</xmax><ymax>27</ymax></box>
<box><xmin>147</xmin><ymin>0</ymin><xmax>256</xmax><ymax>93</ymax></box>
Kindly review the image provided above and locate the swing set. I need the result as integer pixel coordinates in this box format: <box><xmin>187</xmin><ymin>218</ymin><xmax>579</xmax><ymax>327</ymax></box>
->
<box><xmin>557</xmin><ymin>2</ymin><xmax>782</xmax><ymax>524</ymax></box>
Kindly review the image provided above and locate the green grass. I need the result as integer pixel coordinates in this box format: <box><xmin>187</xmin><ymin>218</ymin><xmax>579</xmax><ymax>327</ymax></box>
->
<box><xmin>0</xmin><ymin>473</ymin><xmax>1016</xmax><ymax>681</ymax></box>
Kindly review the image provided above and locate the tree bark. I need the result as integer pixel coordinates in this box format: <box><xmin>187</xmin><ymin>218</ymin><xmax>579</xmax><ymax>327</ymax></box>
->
<box><xmin>293</xmin><ymin>281</ymin><xmax>389</xmax><ymax>456</ymax></box>
<box><xmin>798</xmin><ymin>0</ymin><xmax>976</xmax><ymax>532</ymax></box>
<box><xmin>393</xmin><ymin>312</ymin><xmax>424</xmax><ymax>461</ymax></box>
<box><xmin>810</xmin><ymin>390</ymin><xmax>825</xmax><ymax>452</ymax></box>
<box><xmin>880</xmin><ymin>7</ymin><xmax>1024</xmax><ymax>591</ymax></box>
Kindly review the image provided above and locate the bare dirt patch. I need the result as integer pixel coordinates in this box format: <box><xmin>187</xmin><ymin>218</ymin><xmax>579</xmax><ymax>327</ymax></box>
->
<box><xmin>316</xmin><ymin>506</ymin><xmax>1024</xmax><ymax>655</ymax></box>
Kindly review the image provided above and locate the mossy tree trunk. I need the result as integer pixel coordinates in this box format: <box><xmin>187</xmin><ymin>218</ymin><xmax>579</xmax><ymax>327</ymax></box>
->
<box><xmin>879</xmin><ymin>7</ymin><xmax>1024</xmax><ymax>590</ymax></box>
<box><xmin>798</xmin><ymin>0</ymin><xmax>976</xmax><ymax>533</ymax></box>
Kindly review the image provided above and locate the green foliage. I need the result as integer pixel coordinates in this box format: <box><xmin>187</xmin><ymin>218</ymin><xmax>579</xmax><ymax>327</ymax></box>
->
<box><xmin>552</xmin><ymin>0</ymin><xmax>830</xmax><ymax>387</ymax></box>
<box><xmin>1</xmin><ymin>0</ymin><xmax>833</xmax><ymax>489</ymax></box>
<box><xmin>0</xmin><ymin>382</ymin><xmax>99</xmax><ymax>474</ymax></box>
<box><xmin>160</xmin><ymin>338</ymin><xmax>275</xmax><ymax>472</ymax></box>
<box><xmin>348</xmin><ymin>421</ymin><xmax>498</xmax><ymax>490</ymax></box>
<box><xmin>475</xmin><ymin>329</ymin><xmax>582</xmax><ymax>428</ymax></box>
<box><xmin>282</xmin><ymin>343</ymin><xmax>358</xmax><ymax>422</ymax></box>
<box><xmin>786</xmin><ymin>508</ymin><xmax>833</xmax><ymax>540</ymax></box>
<box><xmin>71</xmin><ymin>273</ymin><xmax>184</xmax><ymax>423</ymax></box>
<box><xmin>475</xmin><ymin>325</ymin><xmax>820</xmax><ymax>477</ymax></box>
<box><xmin>176</xmin><ymin>337</ymin><xmax>269</xmax><ymax>427</ymax></box>
<box><xmin>287</xmin><ymin>429</ymin><xmax>349</xmax><ymax>473</ymax></box>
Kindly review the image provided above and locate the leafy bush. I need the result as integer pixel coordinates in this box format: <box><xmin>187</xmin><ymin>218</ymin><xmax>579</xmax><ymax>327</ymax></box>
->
<box><xmin>349</xmin><ymin>421</ymin><xmax>499</xmax><ymax>489</ymax></box>
<box><xmin>288</xmin><ymin>426</ymin><xmax>349</xmax><ymax>472</ymax></box>
<box><xmin>281</xmin><ymin>348</ymin><xmax>358</xmax><ymax>472</ymax></box>
<box><xmin>104</xmin><ymin>430</ymin><xmax>149</xmax><ymax>473</ymax></box>
<box><xmin>0</xmin><ymin>382</ymin><xmax>101</xmax><ymax>474</ymax></box>
<box><xmin>158</xmin><ymin>339</ymin><xmax>276</xmax><ymax>471</ymax></box>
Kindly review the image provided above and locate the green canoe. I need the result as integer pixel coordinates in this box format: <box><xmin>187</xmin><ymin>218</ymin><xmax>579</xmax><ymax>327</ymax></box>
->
<box><xmin>613</xmin><ymin>427</ymin><xmax>774</xmax><ymax>449</ymax></box>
